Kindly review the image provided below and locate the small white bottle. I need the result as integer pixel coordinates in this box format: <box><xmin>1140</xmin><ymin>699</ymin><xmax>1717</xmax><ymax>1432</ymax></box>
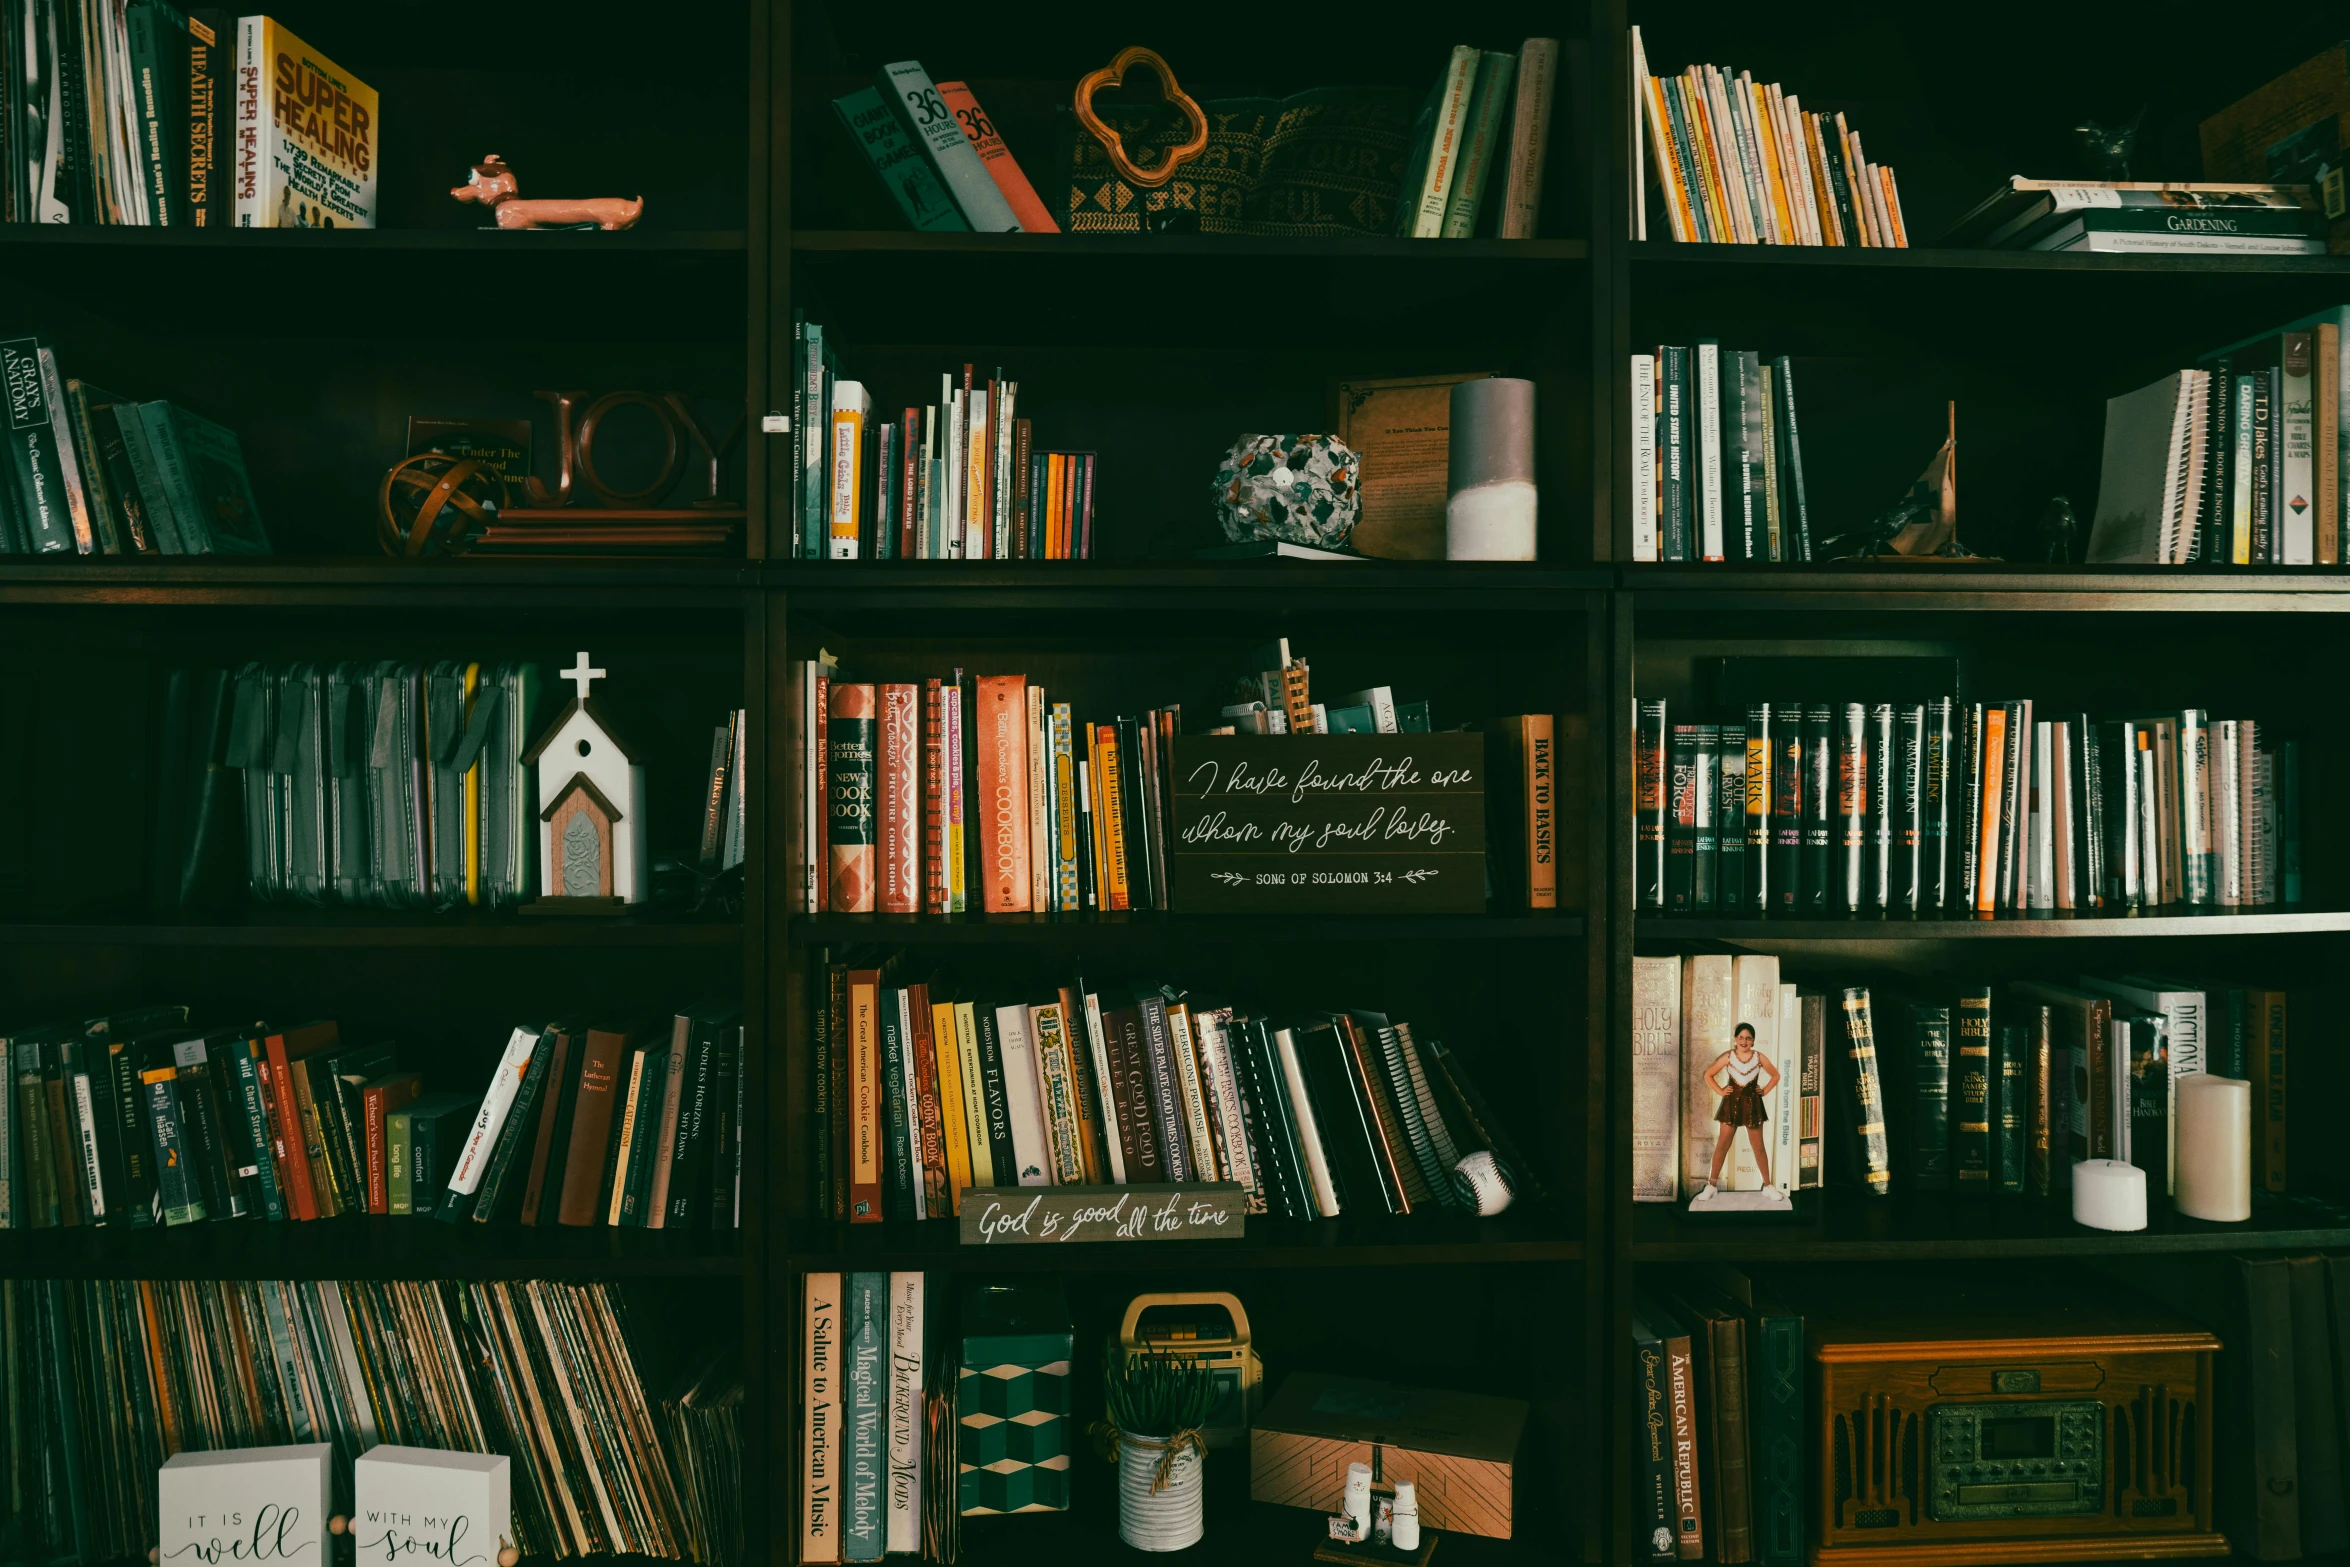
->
<box><xmin>1392</xmin><ymin>1480</ymin><xmax>1420</xmax><ymax>1551</ymax></box>
<box><xmin>1344</xmin><ymin>1462</ymin><xmax>1373</xmax><ymax>1537</ymax></box>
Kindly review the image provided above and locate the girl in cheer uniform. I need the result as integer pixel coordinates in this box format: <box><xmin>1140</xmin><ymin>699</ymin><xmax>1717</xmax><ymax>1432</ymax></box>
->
<box><xmin>1703</xmin><ymin>1022</ymin><xmax>1781</xmax><ymax>1191</ymax></box>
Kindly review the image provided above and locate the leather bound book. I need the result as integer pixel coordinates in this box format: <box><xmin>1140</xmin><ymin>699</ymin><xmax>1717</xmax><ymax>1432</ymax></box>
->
<box><xmin>518</xmin><ymin>1025</ymin><xmax>578</xmax><ymax>1224</ymax></box>
<box><xmin>974</xmin><ymin>674</ymin><xmax>1032</xmax><ymax>911</ymax></box>
<box><xmin>358</xmin><ymin>1070</ymin><xmax>421</xmax><ymax>1216</ymax></box>
<box><xmin>1952</xmin><ymin>987</ymin><xmax>1992</xmax><ymax>1188</ymax></box>
<box><xmin>878</xmin><ymin>683</ymin><xmax>920</xmax><ymax>914</ymax></box>
<box><xmin>1672</xmin><ymin>1289</ymin><xmax>1755</xmax><ymax>1564</ymax></box>
<box><xmin>1766</xmin><ymin>708</ymin><xmax>1804</xmax><ymax>912</ymax></box>
<box><xmin>828</xmin><ymin>682</ymin><xmax>877</xmax><ymax>913</ymax></box>
<box><xmin>1903</xmin><ymin>1002</ymin><xmax>1952</xmax><ymax>1192</ymax></box>
<box><xmin>558</xmin><ymin>1024</ymin><xmax>633</xmax><ymax>1226</ymax></box>
<box><xmin>1833</xmin><ymin>988</ymin><xmax>1891</xmax><ymax>1195</ymax></box>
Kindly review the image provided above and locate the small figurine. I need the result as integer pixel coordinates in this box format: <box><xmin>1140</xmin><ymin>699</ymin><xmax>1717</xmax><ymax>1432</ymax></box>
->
<box><xmin>452</xmin><ymin>155</ymin><xmax>644</xmax><ymax>230</ymax></box>
<box><xmin>2037</xmin><ymin>496</ymin><xmax>2080</xmax><ymax>564</ymax></box>
<box><xmin>2071</xmin><ymin>109</ymin><xmax>2144</xmax><ymax>182</ymax></box>
<box><xmin>1822</xmin><ymin>403</ymin><xmax>1984</xmax><ymax>561</ymax></box>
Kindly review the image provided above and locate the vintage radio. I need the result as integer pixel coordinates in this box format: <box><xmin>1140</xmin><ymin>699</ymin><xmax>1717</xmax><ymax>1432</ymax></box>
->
<box><xmin>1808</xmin><ymin>1287</ymin><xmax>2222</xmax><ymax>1565</ymax></box>
<box><xmin>1120</xmin><ymin>1291</ymin><xmax>1262</xmax><ymax>1449</ymax></box>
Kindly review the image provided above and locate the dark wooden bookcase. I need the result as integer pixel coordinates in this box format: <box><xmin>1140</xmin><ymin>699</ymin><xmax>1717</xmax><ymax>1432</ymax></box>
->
<box><xmin>7</xmin><ymin>0</ymin><xmax>2350</xmax><ymax>1564</ymax></box>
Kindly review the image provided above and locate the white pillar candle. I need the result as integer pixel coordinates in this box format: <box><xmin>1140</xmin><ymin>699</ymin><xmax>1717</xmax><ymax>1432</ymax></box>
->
<box><xmin>2175</xmin><ymin>1075</ymin><xmax>2253</xmax><ymax>1222</ymax></box>
<box><xmin>2072</xmin><ymin>1158</ymin><xmax>2147</xmax><ymax>1232</ymax></box>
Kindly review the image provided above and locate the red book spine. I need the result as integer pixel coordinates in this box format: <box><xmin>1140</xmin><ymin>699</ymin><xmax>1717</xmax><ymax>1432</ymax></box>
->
<box><xmin>975</xmin><ymin>674</ymin><xmax>1033</xmax><ymax>911</ymax></box>
<box><xmin>879</xmin><ymin>682</ymin><xmax>920</xmax><ymax>914</ymax></box>
<box><xmin>922</xmin><ymin>679</ymin><xmax>948</xmax><ymax>913</ymax></box>
<box><xmin>814</xmin><ymin>675</ymin><xmax>831</xmax><ymax>913</ymax></box>
<box><xmin>1079</xmin><ymin>453</ymin><xmax>1096</xmax><ymax>560</ymax></box>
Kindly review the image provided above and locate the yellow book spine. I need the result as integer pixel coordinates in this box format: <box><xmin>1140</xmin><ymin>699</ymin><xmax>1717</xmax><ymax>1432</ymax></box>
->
<box><xmin>933</xmin><ymin>1000</ymin><xmax>973</xmax><ymax>1212</ymax></box>
<box><xmin>1095</xmin><ymin>723</ymin><xmax>1131</xmax><ymax>910</ymax></box>
<box><xmin>953</xmin><ymin>1003</ymin><xmax>992</xmax><ymax>1188</ymax></box>
<box><xmin>1750</xmin><ymin>80</ymin><xmax>1797</xmax><ymax>247</ymax></box>
<box><xmin>462</xmin><ymin>662</ymin><xmax>480</xmax><ymax>905</ymax></box>
<box><xmin>1642</xmin><ymin>72</ymin><xmax>1693</xmax><ymax>243</ymax></box>
<box><xmin>1677</xmin><ymin>74</ymin><xmax>1733</xmax><ymax>245</ymax></box>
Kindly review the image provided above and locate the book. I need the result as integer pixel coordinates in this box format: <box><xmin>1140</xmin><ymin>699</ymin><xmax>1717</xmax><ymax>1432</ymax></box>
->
<box><xmin>844</xmin><ymin>1271</ymin><xmax>888</xmax><ymax>1561</ymax></box>
<box><xmin>1834</xmin><ymin>987</ymin><xmax>1891</xmax><ymax>1194</ymax></box>
<box><xmin>1671</xmin><ymin>1289</ymin><xmax>1755</xmax><ymax>1563</ymax></box>
<box><xmin>1497</xmin><ymin>39</ymin><xmax>1559</xmax><ymax>239</ymax></box>
<box><xmin>1440</xmin><ymin>51</ymin><xmax>1515</xmax><ymax>238</ymax></box>
<box><xmin>1400</xmin><ymin>47</ymin><xmax>1482</xmax><ymax>238</ymax></box>
<box><xmin>829</xmin><ymin>383</ymin><xmax>871</xmax><ymax>559</ymax></box>
<box><xmin>0</xmin><ymin>338</ymin><xmax>79</xmax><ymax>553</ymax></box>
<box><xmin>935</xmin><ymin>82</ymin><xmax>1055</xmax><ymax>233</ymax></box>
<box><xmin>234</xmin><ymin>16</ymin><xmax>376</xmax><ymax>228</ymax></box>
<box><xmin>1631</xmin><ymin>1311</ymin><xmax>1678</xmax><ymax>1561</ymax></box>
<box><xmin>829</xmin><ymin>684</ymin><xmax>878</xmax><ymax>912</ymax></box>
<box><xmin>832</xmin><ymin>86</ymin><xmax>966</xmax><ymax>231</ymax></box>
<box><xmin>804</xmin><ymin>1273</ymin><xmax>843</xmax><ymax>1561</ymax></box>
<box><xmin>886</xmin><ymin>1272</ymin><xmax>923</xmax><ymax>1552</ymax></box>
<box><xmin>1631</xmin><ymin>955</ymin><xmax>1682</xmax><ymax>1201</ymax></box>
<box><xmin>1951</xmin><ymin>987</ymin><xmax>1993</xmax><ymax>1188</ymax></box>
<box><xmin>876</xmin><ymin>62</ymin><xmax>1019</xmax><ymax>232</ymax></box>
<box><xmin>975</xmin><ymin>676</ymin><xmax>1032</xmax><ymax>911</ymax></box>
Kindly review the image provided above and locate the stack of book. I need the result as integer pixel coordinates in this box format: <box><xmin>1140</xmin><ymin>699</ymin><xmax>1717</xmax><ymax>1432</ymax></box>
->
<box><xmin>0</xmin><ymin>1006</ymin><xmax>746</xmax><ymax>1232</ymax></box>
<box><xmin>793</xmin><ymin>640</ymin><xmax>1437</xmax><ymax>916</ymax></box>
<box><xmin>1944</xmin><ymin>178</ymin><xmax>2326</xmax><ymax>256</ymax></box>
<box><xmin>1631</xmin><ymin>26</ymin><xmax>1908</xmax><ymax>247</ymax></box>
<box><xmin>660</xmin><ymin>1352</ymin><xmax>747</xmax><ymax>1567</ymax></box>
<box><xmin>797</xmin><ymin>1273</ymin><xmax>960</xmax><ymax>1564</ymax></box>
<box><xmin>791</xmin><ymin>336</ymin><xmax>1094</xmax><ymax>561</ymax></box>
<box><xmin>1632</xmin><ymin>955</ymin><xmax>2287</xmax><ymax>1206</ymax></box>
<box><xmin>834</xmin><ymin>62</ymin><xmax>1057</xmax><ymax>234</ymax></box>
<box><xmin>2089</xmin><ymin>308</ymin><xmax>2348</xmax><ymax>565</ymax></box>
<box><xmin>1627</xmin><ymin>342</ymin><xmax>1813</xmax><ymax>562</ymax></box>
<box><xmin>814</xmin><ymin>953</ymin><xmax>1535</xmax><ymax>1224</ymax></box>
<box><xmin>1633</xmin><ymin>697</ymin><xmax>2302</xmax><ymax>916</ymax></box>
<box><xmin>1393</xmin><ymin>40</ymin><xmax>1560</xmax><ymax>239</ymax></box>
<box><xmin>0</xmin><ymin>336</ymin><xmax>266</xmax><ymax>556</ymax></box>
<box><xmin>0</xmin><ymin>1277</ymin><xmax>704</xmax><ymax>1561</ymax></box>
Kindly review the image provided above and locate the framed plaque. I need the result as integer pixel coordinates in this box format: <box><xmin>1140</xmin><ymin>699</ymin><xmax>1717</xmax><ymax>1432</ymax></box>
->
<box><xmin>1169</xmin><ymin>734</ymin><xmax>1485</xmax><ymax>913</ymax></box>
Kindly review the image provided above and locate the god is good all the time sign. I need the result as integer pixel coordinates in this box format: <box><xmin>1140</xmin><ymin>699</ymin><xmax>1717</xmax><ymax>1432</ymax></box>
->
<box><xmin>1169</xmin><ymin>734</ymin><xmax>1485</xmax><ymax>912</ymax></box>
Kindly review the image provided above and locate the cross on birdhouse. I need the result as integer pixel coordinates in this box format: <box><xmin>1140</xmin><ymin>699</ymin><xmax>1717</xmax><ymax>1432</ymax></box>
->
<box><xmin>561</xmin><ymin>651</ymin><xmax>606</xmax><ymax>700</ymax></box>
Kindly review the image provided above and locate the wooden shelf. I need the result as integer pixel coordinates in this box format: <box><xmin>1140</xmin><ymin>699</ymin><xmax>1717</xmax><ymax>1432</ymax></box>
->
<box><xmin>0</xmin><ymin>1216</ymin><xmax>745</xmax><ymax>1280</ymax></box>
<box><xmin>792</xmin><ymin>911</ymin><xmax>1583</xmax><ymax>944</ymax></box>
<box><xmin>1617</xmin><ymin>564</ymin><xmax>2350</xmax><ymax>612</ymax></box>
<box><xmin>1627</xmin><ymin>1191</ymin><xmax>2350</xmax><ymax>1262</ymax></box>
<box><xmin>795</xmin><ymin>230</ymin><xmax>1588</xmax><ymax>261</ymax></box>
<box><xmin>953</xmin><ymin>1492</ymin><xmax>1567</xmax><ymax>1567</ymax></box>
<box><xmin>770</xmin><ymin>561</ymin><xmax>1606</xmax><ymax>612</ymax></box>
<box><xmin>0</xmin><ymin>225</ymin><xmax>750</xmax><ymax>339</ymax></box>
<box><xmin>1638</xmin><ymin>906</ymin><xmax>2346</xmax><ymax>940</ymax></box>
<box><xmin>0</xmin><ymin>911</ymin><xmax>746</xmax><ymax>947</ymax></box>
<box><xmin>785</xmin><ymin>1209</ymin><xmax>1580</xmax><ymax>1273</ymax></box>
<box><xmin>1630</xmin><ymin>239</ymin><xmax>2350</xmax><ymax>279</ymax></box>
<box><xmin>0</xmin><ymin>556</ymin><xmax>756</xmax><ymax>606</ymax></box>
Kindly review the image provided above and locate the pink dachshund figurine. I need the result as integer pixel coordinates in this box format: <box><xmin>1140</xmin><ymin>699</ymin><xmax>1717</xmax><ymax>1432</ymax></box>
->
<box><xmin>452</xmin><ymin>154</ymin><xmax>644</xmax><ymax>230</ymax></box>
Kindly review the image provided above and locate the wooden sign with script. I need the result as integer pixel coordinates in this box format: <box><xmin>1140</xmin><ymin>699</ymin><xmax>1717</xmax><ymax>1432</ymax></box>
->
<box><xmin>1169</xmin><ymin>734</ymin><xmax>1485</xmax><ymax>912</ymax></box>
<box><xmin>960</xmin><ymin>1184</ymin><xmax>1247</xmax><ymax>1245</ymax></box>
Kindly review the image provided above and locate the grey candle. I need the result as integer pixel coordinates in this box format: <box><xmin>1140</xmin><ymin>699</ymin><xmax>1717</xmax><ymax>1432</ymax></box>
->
<box><xmin>1447</xmin><ymin>376</ymin><xmax>1537</xmax><ymax>559</ymax></box>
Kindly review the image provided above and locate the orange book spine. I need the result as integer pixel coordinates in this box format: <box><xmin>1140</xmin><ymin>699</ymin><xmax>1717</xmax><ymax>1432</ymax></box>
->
<box><xmin>1520</xmin><ymin>714</ymin><xmax>1558</xmax><ymax>909</ymax></box>
<box><xmin>1094</xmin><ymin>722</ymin><xmax>1131</xmax><ymax>910</ymax></box>
<box><xmin>878</xmin><ymin>683</ymin><xmax>921</xmax><ymax>914</ymax></box>
<box><xmin>847</xmin><ymin>969</ymin><xmax>883</xmax><ymax>1222</ymax></box>
<box><xmin>936</xmin><ymin>81</ymin><xmax>1061</xmax><ymax>234</ymax></box>
<box><xmin>1973</xmin><ymin>707</ymin><xmax>2008</xmax><ymax>914</ymax></box>
<box><xmin>975</xmin><ymin>674</ymin><xmax>1033</xmax><ymax>911</ymax></box>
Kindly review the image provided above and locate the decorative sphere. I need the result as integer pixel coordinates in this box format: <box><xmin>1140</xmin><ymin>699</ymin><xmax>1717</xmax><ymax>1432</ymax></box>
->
<box><xmin>1213</xmin><ymin>433</ymin><xmax>1358</xmax><ymax>549</ymax></box>
<box><xmin>377</xmin><ymin>453</ymin><xmax>501</xmax><ymax>558</ymax></box>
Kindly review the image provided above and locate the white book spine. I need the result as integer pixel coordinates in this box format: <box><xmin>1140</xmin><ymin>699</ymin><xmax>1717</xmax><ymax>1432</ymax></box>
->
<box><xmin>2029</xmin><ymin>721</ymin><xmax>2055</xmax><ymax>910</ymax></box>
<box><xmin>1195</xmin><ymin>1012</ymin><xmax>1258</xmax><ymax>1205</ymax></box>
<box><xmin>1631</xmin><ymin>954</ymin><xmax>1682</xmax><ymax>1201</ymax></box>
<box><xmin>942</xmin><ymin>385</ymin><xmax>963</xmax><ymax>559</ymax></box>
<box><xmin>72</xmin><ymin>1072</ymin><xmax>105</xmax><ymax>1217</ymax></box>
<box><xmin>2051</xmin><ymin>719</ymin><xmax>2075</xmax><ymax>909</ymax></box>
<box><xmin>2213</xmin><ymin>718</ymin><xmax>2243</xmax><ymax>905</ymax></box>
<box><xmin>2177</xmin><ymin>370</ymin><xmax>2213</xmax><ymax>564</ymax></box>
<box><xmin>1773</xmin><ymin>983</ymin><xmax>1800</xmax><ymax>1196</ymax></box>
<box><xmin>992</xmin><ymin>1005</ymin><xmax>1051</xmax><ymax>1185</ymax></box>
<box><xmin>877</xmin><ymin>62</ymin><xmax>1020</xmax><ymax>231</ymax></box>
<box><xmin>446</xmin><ymin>1028</ymin><xmax>540</xmax><ymax>1196</ymax></box>
<box><xmin>2282</xmin><ymin>340</ymin><xmax>2317</xmax><ymax>563</ymax></box>
<box><xmin>885</xmin><ymin>1272</ymin><xmax>923</xmax><ymax>1554</ymax></box>
<box><xmin>2178</xmin><ymin>710</ymin><xmax>2212</xmax><ymax>905</ymax></box>
<box><xmin>2239</xmin><ymin>721</ymin><xmax>2261</xmax><ymax>904</ymax></box>
<box><xmin>1273</xmin><ymin>1026</ymin><xmax>1342</xmax><ymax>1217</ymax></box>
<box><xmin>1696</xmin><ymin>342</ymin><xmax>1724</xmax><ymax>558</ymax></box>
<box><xmin>1164</xmin><ymin>1008</ymin><xmax>1218</xmax><ymax>1182</ymax></box>
<box><xmin>1679</xmin><ymin>952</ymin><xmax>1734</xmax><ymax>1194</ymax></box>
<box><xmin>1409</xmin><ymin>47</ymin><xmax>1482</xmax><ymax>238</ymax></box>
<box><xmin>2135</xmin><ymin>742</ymin><xmax>2161</xmax><ymax>904</ymax></box>
<box><xmin>1079</xmin><ymin>992</ymin><xmax>1125</xmax><ymax>1184</ymax></box>
<box><xmin>233</xmin><ymin>16</ymin><xmax>265</xmax><ymax>227</ymax></box>
<box><xmin>1627</xmin><ymin>31</ymin><xmax>1645</xmax><ymax>241</ymax></box>
<box><xmin>1631</xmin><ymin>354</ymin><xmax>1658</xmax><ymax>560</ymax></box>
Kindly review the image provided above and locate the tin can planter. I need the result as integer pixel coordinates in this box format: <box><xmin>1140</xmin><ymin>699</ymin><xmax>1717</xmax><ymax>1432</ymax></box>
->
<box><xmin>1116</xmin><ymin>1428</ymin><xmax>1204</xmax><ymax>1551</ymax></box>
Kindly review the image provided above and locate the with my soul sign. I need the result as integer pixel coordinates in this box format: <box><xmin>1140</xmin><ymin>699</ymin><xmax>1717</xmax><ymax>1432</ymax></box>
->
<box><xmin>1170</xmin><ymin>733</ymin><xmax>1485</xmax><ymax>912</ymax></box>
<box><xmin>960</xmin><ymin>1184</ymin><xmax>1248</xmax><ymax>1244</ymax></box>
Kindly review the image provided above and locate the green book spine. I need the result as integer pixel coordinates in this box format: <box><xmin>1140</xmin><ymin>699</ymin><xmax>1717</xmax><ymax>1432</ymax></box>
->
<box><xmin>1953</xmin><ymin>987</ymin><xmax>1993</xmax><ymax>1188</ymax></box>
<box><xmin>1993</xmin><ymin>1021</ymin><xmax>2027</xmax><ymax>1194</ymax></box>
<box><xmin>141</xmin><ymin>1068</ymin><xmax>206</xmax><ymax>1226</ymax></box>
<box><xmin>619</xmin><ymin>1049</ymin><xmax>669</xmax><ymax>1226</ymax></box>
<box><xmin>228</xmin><ymin>1041</ymin><xmax>287</xmax><ymax>1221</ymax></box>
<box><xmin>1752</xmin><ymin>1307</ymin><xmax>1807</xmax><ymax>1566</ymax></box>
<box><xmin>469</xmin><ymin>1037</ymin><xmax>555</xmax><ymax>1223</ymax></box>
<box><xmin>1438</xmin><ymin>50</ymin><xmax>1515</xmax><ymax>238</ymax></box>
<box><xmin>386</xmin><ymin>1110</ymin><xmax>412</xmax><ymax>1215</ymax></box>
<box><xmin>0</xmin><ymin>338</ymin><xmax>76</xmax><ymax>553</ymax></box>
<box><xmin>139</xmin><ymin>402</ymin><xmax>210</xmax><ymax>552</ymax></box>
<box><xmin>831</xmin><ymin>85</ymin><xmax>968</xmax><ymax>233</ymax></box>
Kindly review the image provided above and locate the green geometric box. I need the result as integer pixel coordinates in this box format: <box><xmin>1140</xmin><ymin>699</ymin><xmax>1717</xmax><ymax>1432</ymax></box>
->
<box><xmin>958</xmin><ymin>1279</ymin><xmax>1074</xmax><ymax>1515</ymax></box>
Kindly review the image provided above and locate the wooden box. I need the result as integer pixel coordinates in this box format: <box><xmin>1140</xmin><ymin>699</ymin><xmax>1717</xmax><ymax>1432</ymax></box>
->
<box><xmin>1809</xmin><ymin>1293</ymin><xmax>2221</xmax><ymax>1565</ymax></box>
<box><xmin>1168</xmin><ymin>734</ymin><xmax>1485</xmax><ymax>913</ymax></box>
<box><xmin>1249</xmin><ymin>1372</ymin><xmax>1526</xmax><ymax>1539</ymax></box>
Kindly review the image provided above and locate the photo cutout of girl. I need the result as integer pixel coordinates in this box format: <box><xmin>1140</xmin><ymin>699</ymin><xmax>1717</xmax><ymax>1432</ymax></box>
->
<box><xmin>1696</xmin><ymin>1021</ymin><xmax>1786</xmax><ymax>1204</ymax></box>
